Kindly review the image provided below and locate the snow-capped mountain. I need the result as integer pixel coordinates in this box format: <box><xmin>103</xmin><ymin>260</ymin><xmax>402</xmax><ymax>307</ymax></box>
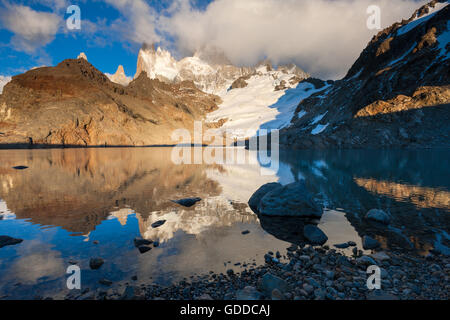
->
<box><xmin>206</xmin><ymin>65</ymin><xmax>319</xmax><ymax>140</ymax></box>
<box><xmin>135</xmin><ymin>44</ymin><xmax>256</xmax><ymax>95</ymax></box>
<box><xmin>134</xmin><ymin>44</ymin><xmax>311</xmax><ymax>140</ymax></box>
<box><xmin>135</xmin><ymin>44</ymin><xmax>309</xmax><ymax>96</ymax></box>
<box><xmin>106</xmin><ymin>65</ymin><xmax>132</xmax><ymax>86</ymax></box>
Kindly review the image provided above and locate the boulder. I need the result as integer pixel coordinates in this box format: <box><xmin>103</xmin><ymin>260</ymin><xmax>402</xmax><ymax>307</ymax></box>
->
<box><xmin>248</xmin><ymin>183</ymin><xmax>282</xmax><ymax>213</ymax></box>
<box><xmin>303</xmin><ymin>225</ymin><xmax>328</xmax><ymax>245</ymax></box>
<box><xmin>257</xmin><ymin>181</ymin><xmax>322</xmax><ymax>218</ymax></box>
<box><xmin>365</xmin><ymin>209</ymin><xmax>390</xmax><ymax>225</ymax></box>
<box><xmin>362</xmin><ymin>236</ymin><xmax>381</xmax><ymax>250</ymax></box>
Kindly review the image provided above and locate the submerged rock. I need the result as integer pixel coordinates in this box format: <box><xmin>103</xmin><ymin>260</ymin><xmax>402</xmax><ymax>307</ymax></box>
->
<box><xmin>134</xmin><ymin>237</ymin><xmax>153</xmax><ymax>247</ymax></box>
<box><xmin>303</xmin><ymin>225</ymin><xmax>328</xmax><ymax>245</ymax></box>
<box><xmin>365</xmin><ymin>209</ymin><xmax>390</xmax><ymax>225</ymax></box>
<box><xmin>257</xmin><ymin>181</ymin><xmax>323</xmax><ymax>218</ymax></box>
<box><xmin>362</xmin><ymin>236</ymin><xmax>381</xmax><ymax>250</ymax></box>
<box><xmin>236</xmin><ymin>286</ymin><xmax>262</xmax><ymax>300</ymax></box>
<box><xmin>138</xmin><ymin>245</ymin><xmax>152</xmax><ymax>254</ymax></box>
<box><xmin>248</xmin><ymin>183</ymin><xmax>282</xmax><ymax>213</ymax></box>
<box><xmin>121</xmin><ymin>286</ymin><xmax>145</xmax><ymax>300</ymax></box>
<box><xmin>172</xmin><ymin>197</ymin><xmax>202</xmax><ymax>207</ymax></box>
<box><xmin>89</xmin><ymin>258</ymin><xmax>104</xmax><ymax>270</ymax></box>
<box><xmin>0</xmin><ymin>236</ymin><xmax>23</xmax><ymax>248</ymax></box>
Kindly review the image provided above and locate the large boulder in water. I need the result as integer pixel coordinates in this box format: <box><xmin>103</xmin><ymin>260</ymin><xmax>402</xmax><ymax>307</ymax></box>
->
<box><xmin>248</xmin><ymin>183</ymin><xmax>282</xmax><ymax>213</ymax></box>
<box><xmin>257</xmin><ymin>181</ymin><xmax>323</xmax><ymax>218</ymax></box>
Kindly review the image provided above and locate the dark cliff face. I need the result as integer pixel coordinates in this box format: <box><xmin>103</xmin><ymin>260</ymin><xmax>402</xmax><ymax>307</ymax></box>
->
<box><xmin>281</xmin><ymin>1</ymin><xmax>450</xmax><ymax>149</ymax></box>
<box><xmin>0</xmin><ymin>58</ymin><xmax>220</xmax><ymax>147</ymax></box>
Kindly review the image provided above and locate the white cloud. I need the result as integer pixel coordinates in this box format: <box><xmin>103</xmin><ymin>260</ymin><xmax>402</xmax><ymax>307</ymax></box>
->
<box><xmin>0</xmin><ymin>3</ymin><xmax>62</xmax><ymax>53</ymax></box>
<box><xmin>104</xmin><ymin>0</ymin><xmax>161</xmax><ymax>45</ymax></box>
<box><xmin>160</xmin><ymin>0</ymin><xmax>428</xmax><ymax>79</ymax></box>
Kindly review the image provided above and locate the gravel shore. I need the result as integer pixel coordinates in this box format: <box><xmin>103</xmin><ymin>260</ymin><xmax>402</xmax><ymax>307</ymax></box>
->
<box><xmin>64</xmin><ymin>244</ymin><xmax>450</xmax><ymax>301</ymax></box>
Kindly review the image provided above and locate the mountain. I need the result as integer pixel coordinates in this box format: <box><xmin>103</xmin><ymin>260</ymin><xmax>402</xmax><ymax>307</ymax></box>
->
<box><xmin>205</xmin><ymin>64</ymin><xmax>316</xmax><ymax>140</ymax></box>
<box><xmin>135</xmin><ymin>44</ymin><xmax>309</xmax><ymax>96</ymax></box>
<box><xmin>135</xmin><ymin>44</ymin><xmax>255</xmax><ymax>95</ymax></box>
<box><xmin>280</xmin><ymin>0</ymin><xmax>450</xmax><ymax>149</ymax></box>
<box><xmin>0</xmin><ymin>58</ymin><xmax>220</xmax><ymax>147</ymax></box>
<box><xmin>106</xmin><ymin>65</ymin><xmax>132</xmax><ymax>86</ymax></box>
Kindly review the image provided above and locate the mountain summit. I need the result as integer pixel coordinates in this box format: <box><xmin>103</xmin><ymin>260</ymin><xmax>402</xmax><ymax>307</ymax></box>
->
<box><xmin>135</xmin><ymin>44</ymin><xmax>308</xmax><ymax>95</ymax></box>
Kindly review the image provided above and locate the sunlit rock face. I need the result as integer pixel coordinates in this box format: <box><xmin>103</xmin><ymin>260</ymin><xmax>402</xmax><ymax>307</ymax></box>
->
<box><xmin>106</xmin><ymin>65</ymin><xmax>132</xmax><ymax>86</ymax></box>
<box><xmin>354</xmin><ymin>178</ymin><xmax>450</xmax><ymax>210</ymax></box>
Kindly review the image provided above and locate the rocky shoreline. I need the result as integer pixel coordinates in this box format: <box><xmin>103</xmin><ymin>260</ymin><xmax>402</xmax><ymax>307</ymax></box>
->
<box><xmin>59</xmin><ymin>244</ymin><xmax>449</xmax><ymax>301</ymax></box>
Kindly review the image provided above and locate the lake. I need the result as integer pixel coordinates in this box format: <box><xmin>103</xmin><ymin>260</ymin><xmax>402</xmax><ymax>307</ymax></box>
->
<box><xmin>0</xmin><ymin>147</ymin><xmax>448</xmax><ymax>299</ymax></box>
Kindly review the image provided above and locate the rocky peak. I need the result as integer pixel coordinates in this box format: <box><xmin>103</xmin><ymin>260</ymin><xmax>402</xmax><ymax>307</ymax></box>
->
<box><xmin>77</xmin><ymin>52</ymin><xmax>88</xmax><ymax>61</ymax></box>
<box><xmin>108</xmin><ymin>65</ymin><xmax>132</xmax><ymax>86</ymax></box>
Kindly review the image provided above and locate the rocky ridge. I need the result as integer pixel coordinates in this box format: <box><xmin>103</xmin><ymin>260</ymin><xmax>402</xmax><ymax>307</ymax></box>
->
<box><xmin>0</xmin><ymin>58</ymin><xmax>220</xmax><ymax>147</ymax></box>
<box><xmin>281</xmin><ymin>0</ymin><xmax>450</xmax><ymax>149</ymax></box>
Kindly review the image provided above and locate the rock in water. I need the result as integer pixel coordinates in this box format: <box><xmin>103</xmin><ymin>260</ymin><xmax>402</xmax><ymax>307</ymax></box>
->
<box><xmin>365</xmin><ymin>209</ymin><xmax>390</xmax><ymax>225</ymax></box>
<box><xmin>303</xmin><ymin>225</ymin><xmax>328</xmax><ymax>245</ymax></box>
<box><xmin>236</xmin><ymin>286</ymin><xmax>262</xmax><ymax>300</ymax></box>
<box><xmin>248</xmin><ymin>183</ymin><xmax>282</xmax><ymax>213</ymax></box>
<box><xmin>138</xmin><ymin>245</ymin><xmax>152</xmax><ymax>254</ymax></box>
<box><xmin>362</xmin><ymin>236</ymin><xmax>381</xmax><ymax>250</ymax></box>
<box><xmin>134</xmin><ymin>237</ymin><xmax>153</xmax><ymax>247</ymax></box>
<box><xmin>0</xmin><ymin>236</ymin><xmax>23</xmax><ymax>248</ymax></box>
<box><xmin>89</xmin><ymin>258</ymin><xmax>104</xmax><ymax>270</ymax></box>
<box><xmin>257</xmin><ymin>181</ymin><xmax>322</xmax><ymax>218</ymax></box>
<box><xmin>151</xmin><ymin>220</ymin><xmax>166</xmax><ymax>228</ymax></box>
<box><xmin>12</xmin><ymin>166</ymin><xmax>28</xmax><ymax>170</ymax></box>
<box><xmin>121</xmin><ymin>286</ymin><xmax>145</xmax><ymax>300</ymax></box>
<box><xmin>172</xmin><ymin>198</ymin><xmax>202</xmax><ymax>207</ymax></box>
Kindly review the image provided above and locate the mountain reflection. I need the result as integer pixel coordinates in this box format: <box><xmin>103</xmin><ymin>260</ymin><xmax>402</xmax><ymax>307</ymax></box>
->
<box><xmin>0</xmin><ymin>148</ymin><xmax>224</xmax><ymax>234</ymax></box>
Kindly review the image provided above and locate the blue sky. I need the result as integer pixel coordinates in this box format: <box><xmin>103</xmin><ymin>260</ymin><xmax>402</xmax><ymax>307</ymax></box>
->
<box><xmin>0</xmin><ymin>0</ymin><xmax>427</xmax><ymax>79</ymax></box>
<box><xmin>0</xmin><ymin>0</ymin><xmax>213</xmax><ymax>77</ymax></box>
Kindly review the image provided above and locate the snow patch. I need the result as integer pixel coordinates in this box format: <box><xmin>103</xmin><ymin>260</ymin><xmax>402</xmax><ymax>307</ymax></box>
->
<box><xmin>397</xmin><ymin>2</ymin><xmax>448</xmax><ymax>36</ymax></box>
<box><xmin>311</xmin><ymin>123</ymin><xmax>329</xmax><ymax>135</ymax></box>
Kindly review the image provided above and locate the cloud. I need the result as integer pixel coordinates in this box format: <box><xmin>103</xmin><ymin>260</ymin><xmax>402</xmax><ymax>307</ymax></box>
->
<box><xmin>160</xmin><ymin>0</ymin><xmax>428</xmax><ymax>79</ymax></box>
<box><xmin>0</xmin><ymin>3</ymin><xmax>62</xmax><ymax>53</ymax></box>
<box><xmin>104</xmin><ymin>0</ymin><xmax>161</xmax><ymax>46</ymax></box>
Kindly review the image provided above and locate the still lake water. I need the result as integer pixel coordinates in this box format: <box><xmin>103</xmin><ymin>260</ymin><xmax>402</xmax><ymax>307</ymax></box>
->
<box><xmin>0</xmin><ymin>147</ymin><xmax>449</xmax><ymax>299</ymax></box>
